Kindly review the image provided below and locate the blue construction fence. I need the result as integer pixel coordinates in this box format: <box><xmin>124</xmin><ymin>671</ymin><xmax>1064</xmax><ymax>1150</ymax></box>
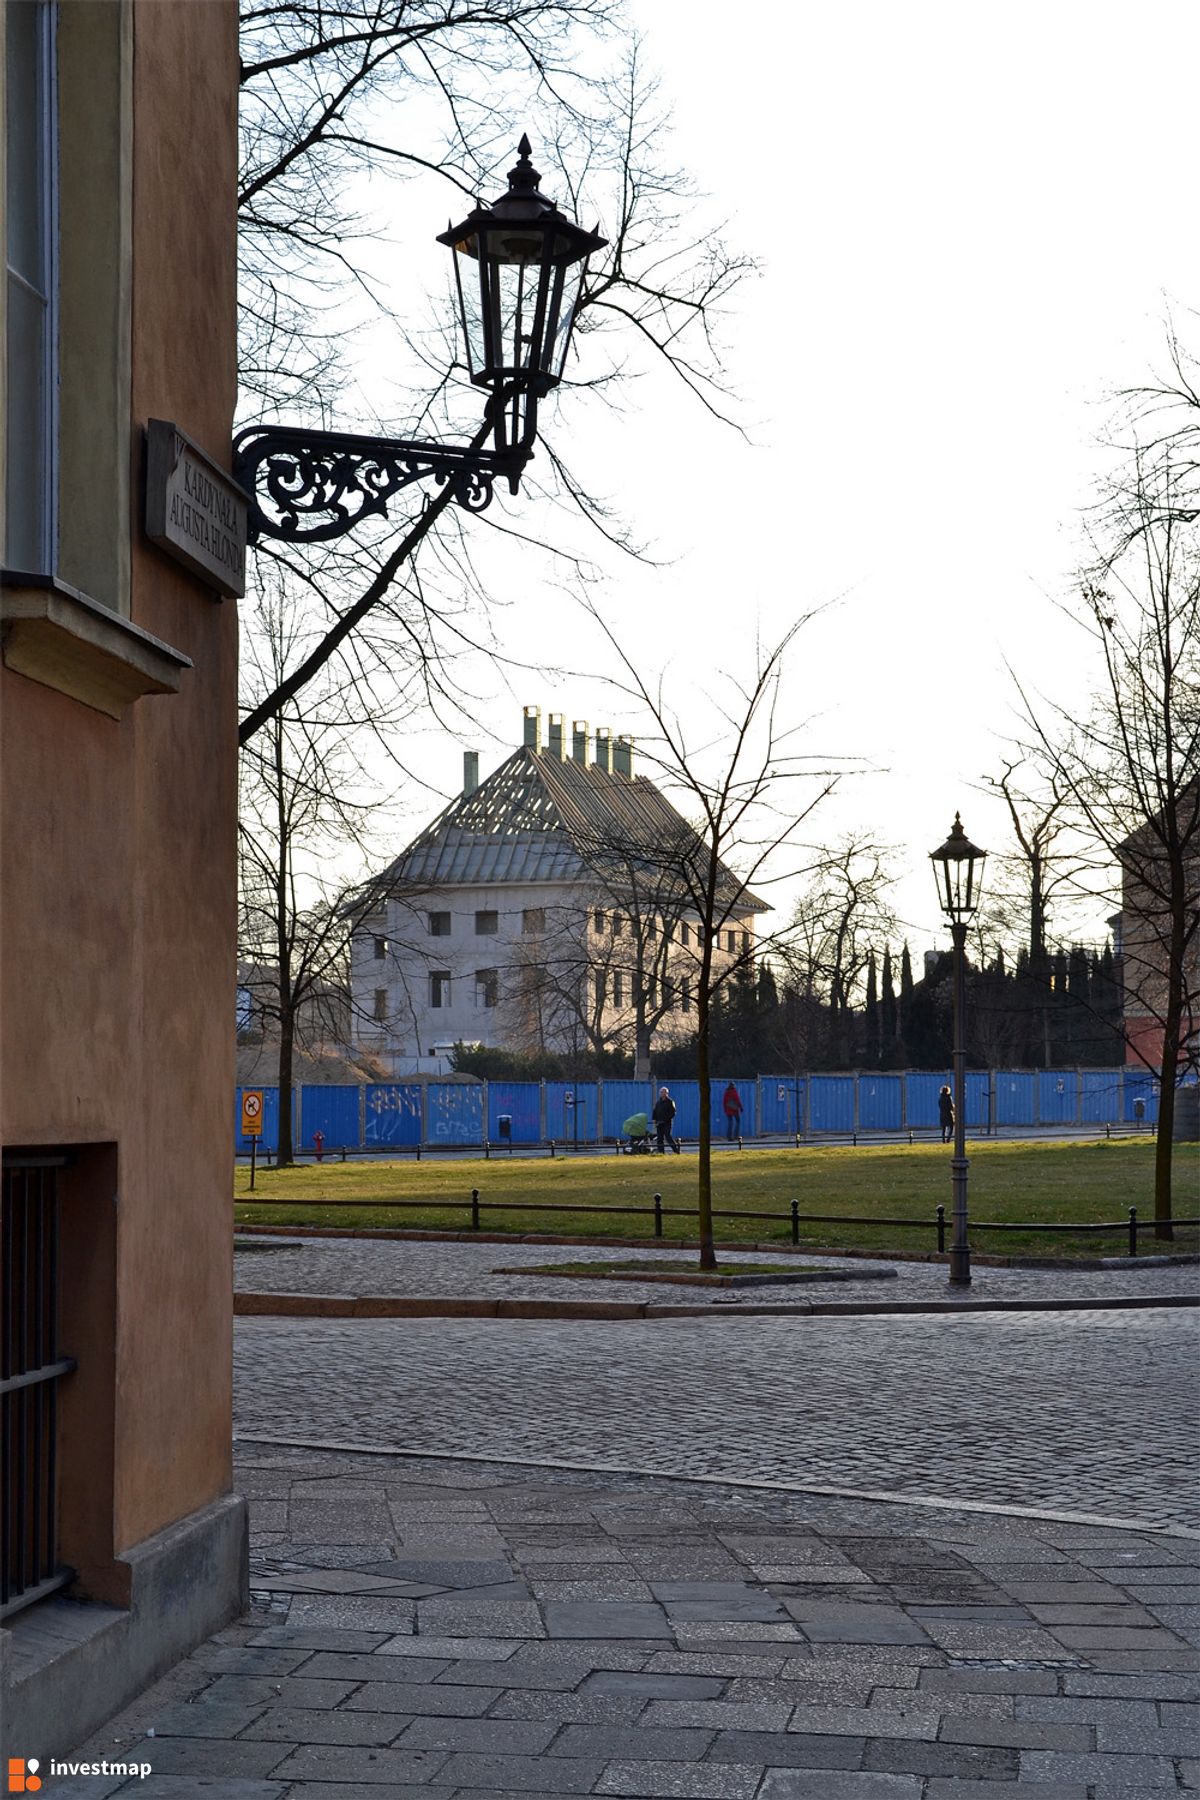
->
<box><xmin>235</xmin><ymin>1066</ymin><xmax>1170</xmax><ymax>1153</ymax></box>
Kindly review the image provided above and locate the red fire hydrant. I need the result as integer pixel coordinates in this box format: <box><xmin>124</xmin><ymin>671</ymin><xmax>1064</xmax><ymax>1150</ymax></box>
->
<box><xmin>313</xmin><ymin>1130</ymin><xmax>325</xmax><ymax>1163</ymax></box>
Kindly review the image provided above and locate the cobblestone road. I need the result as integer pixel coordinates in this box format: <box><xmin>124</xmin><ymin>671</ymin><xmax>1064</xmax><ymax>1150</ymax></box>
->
<box><xmin>235</xmin><ymin>1236</ymin><xmax>1200</xmax><ymax>1308</ymax></box>
<box><xmin>235</xmin><ymin>1308</ymin><xmax>1200</xmax><ymax>1531</ymax></box>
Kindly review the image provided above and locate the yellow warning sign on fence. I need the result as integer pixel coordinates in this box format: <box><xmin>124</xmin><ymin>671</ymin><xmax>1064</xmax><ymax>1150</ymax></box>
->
<box><xmin>241</xmin><ymin>1090</ymin><xmax>264</xmax><ymax>1138</ymax></box>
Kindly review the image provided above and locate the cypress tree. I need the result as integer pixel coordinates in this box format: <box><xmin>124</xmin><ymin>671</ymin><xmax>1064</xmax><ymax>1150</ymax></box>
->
<box><xmin>881</xmin><ymin>946</ymin><xmax>898</xmax><ymax>1054</ymax></box>
<box><xmin>864</xmin><ymin>951</ymin><xmax>880</xmax><ymax>1067</ymax></box>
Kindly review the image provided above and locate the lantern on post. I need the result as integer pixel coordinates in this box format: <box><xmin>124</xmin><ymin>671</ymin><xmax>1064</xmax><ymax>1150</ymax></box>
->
<box><xmin>439</xmin><ymin>136</ymin><xmax>607</xmax><ymax>480</ymax></box>
<box><xmin>929</xmin><ymin>812</ymin><xmax>987</xmax><ymax>1286</ymax></box>
<box><xmin>930</xmin><ymin>813</ymin><xmax>987</xmax><ymax>922</ymax></box>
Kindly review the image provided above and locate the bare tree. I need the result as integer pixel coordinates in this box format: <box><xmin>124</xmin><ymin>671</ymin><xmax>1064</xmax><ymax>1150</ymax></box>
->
<box><xmin>778</xmin><ymin>838</ymin><xmax>898</xmax><ymax>1069</ymax></box>
<box><xmin>588</xmin><ymin>615</ymin><xmax>840</xmax><ymax>1267</ymax></box>
<box><xmin>1017</xmin><ymin>465</ymin><xmax>1200</xmax><ymax>1232</ymax></box>
<box><xmin>498</xmin><ymin>874</ymin><xmax>694</xmax><ymax>1073</ymax></box>
<box><xmin>238</xmin><ymin>581</ymin><xmax>412</xmax><ymax>1163</ymax></box>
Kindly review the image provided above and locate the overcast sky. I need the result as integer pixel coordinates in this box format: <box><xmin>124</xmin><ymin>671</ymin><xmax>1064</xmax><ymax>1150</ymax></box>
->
<box><xmin>347</xmin><ymin>0</ymin><xmax>1199</xmax><ymax>955</ymax></box>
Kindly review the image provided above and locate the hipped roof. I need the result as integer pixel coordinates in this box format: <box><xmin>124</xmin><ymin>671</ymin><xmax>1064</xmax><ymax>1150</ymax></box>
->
<box><xmin>373</xmin><ymin>746</ymin><xmax>767</xmax><ymax>911</ymax></box>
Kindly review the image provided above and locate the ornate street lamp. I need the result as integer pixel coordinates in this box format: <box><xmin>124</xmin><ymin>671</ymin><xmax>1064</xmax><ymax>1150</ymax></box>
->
<box><xmin>930</xmin><ymin>813</ymin><xmax>987</xmax><ymax>1286</ymax></box>
<box><xmin>233</xmin><ymin>137</ymin><xmax>605</xmax><ymax>545</ymax></box>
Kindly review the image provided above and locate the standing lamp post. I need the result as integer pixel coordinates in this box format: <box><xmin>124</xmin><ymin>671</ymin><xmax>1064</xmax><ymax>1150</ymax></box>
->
<box><xmin>233</xmin><ymin>137</ymin><xmax>605</xmax><ymax>544</ymax></box>
<box><xmin>930</xmin><ymin>813</ymin><xmax>987</xmax><ymax>1286</ymax></box>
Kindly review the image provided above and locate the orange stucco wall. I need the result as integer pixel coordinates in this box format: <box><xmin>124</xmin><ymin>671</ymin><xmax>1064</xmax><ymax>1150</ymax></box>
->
<box><xmin>0</xmin><ymin>0</ymin><xmax>240</xmax><ymax>1561</ymax></box>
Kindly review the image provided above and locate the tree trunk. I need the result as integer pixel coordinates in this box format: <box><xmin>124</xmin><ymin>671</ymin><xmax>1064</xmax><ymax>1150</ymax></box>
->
<box><xmin>272</xmin><ymin>718</ymin><xmax>294</xmax><ymax>1166</ymax></box>
<box><xmin>276</xmin><ymin>1012</ymin><xmax>295</xmax><ymax>1167</ymax></box>
<box><xmin>1152</xmin><ymin>876</ymin><xmax>1187</xmax><ymax>1239</ymax></box>
<box><xmin>696</xmin><ymin>944</ymin><xmax>716</xmax><ymax>1270</ymax></box>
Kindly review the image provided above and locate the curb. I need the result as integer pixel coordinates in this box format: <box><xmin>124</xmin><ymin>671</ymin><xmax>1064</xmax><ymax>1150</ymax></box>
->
<box><xmin>232</xmin><ymin>1223</ymin><xmax>1200</xmax><ymax>1271</ymax></box>
<box><xmin>234</xmin><ymin>1290</ymin><xmax>1200</xmax><ymax>1321</ymax></box>
<box><xmin>232</xmin><ymin>1432</ymin><xmax>1200</xmax><ymax>1541</ymax></box>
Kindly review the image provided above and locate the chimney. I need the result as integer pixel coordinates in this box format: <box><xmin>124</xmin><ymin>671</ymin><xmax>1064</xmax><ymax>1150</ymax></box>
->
<box><xmin>613</xmin><ymin>734</ymin><xmax>634</xmax><ymax>779</ymax></box>
<box><xmin>571</xmin><ymin>720</ymin><xmax>589</xmax><ymax>765</ymax></box>
<box><xmin>522</xmin><ymin>704</ymin><xmax>541</xmax><ymax>752</ymax></box>
<box><xmin>463</xmin><ymin>750</ymin><xmax>479</xmax><ymax>795</ymax></box>
<box><xmin>546</xmin><ymin>713</ymin><xmax>564</xmax><ymax>760</ymax></box>
<box><xmin>594</xmin><ymin>728</ymin><xmax>612</xmax><ymax>774</ymax></box>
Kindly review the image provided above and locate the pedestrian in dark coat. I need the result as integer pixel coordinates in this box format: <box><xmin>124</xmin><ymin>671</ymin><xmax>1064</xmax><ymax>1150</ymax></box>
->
<box><xmin>652</xmin><ymin>1086</ymin><xmax>681</xmax><ymax>1154</ymax></box>
<box><xmin>722</xmin><ymin>1081</ymin><xmax>743</xmax><ymax>1142</ymax></box>
<box><xmin>938</xmin><ymin>1084</ymin><xmax>955</xmax><ymax>1143</ymax></box>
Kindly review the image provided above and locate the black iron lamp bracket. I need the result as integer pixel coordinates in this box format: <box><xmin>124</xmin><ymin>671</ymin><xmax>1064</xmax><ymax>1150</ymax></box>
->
<box><xmin>232</xmin><ymin>423</ymin><xmax>530</xmax><ymax>546</ymax></box>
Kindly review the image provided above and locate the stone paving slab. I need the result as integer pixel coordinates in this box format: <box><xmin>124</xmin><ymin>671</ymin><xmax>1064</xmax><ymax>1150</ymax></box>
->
<box><xmin>71</xmin><ymin>1447</ymin><xmax>1199</xmax><ymax>1798</ymax></box>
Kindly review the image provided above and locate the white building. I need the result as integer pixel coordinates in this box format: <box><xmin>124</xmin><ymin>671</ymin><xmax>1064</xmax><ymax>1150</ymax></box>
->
<box><xmin>352</xmin><ymin>708</ymin><xmax>766</xmax><ymax>1074</ymax></box>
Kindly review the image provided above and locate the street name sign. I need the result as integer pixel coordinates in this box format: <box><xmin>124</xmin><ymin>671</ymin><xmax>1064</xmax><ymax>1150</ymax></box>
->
<box><xmin>145</xmin><ymin>419</ymin><xmax>247</xmax><ymax>597</ymax></box>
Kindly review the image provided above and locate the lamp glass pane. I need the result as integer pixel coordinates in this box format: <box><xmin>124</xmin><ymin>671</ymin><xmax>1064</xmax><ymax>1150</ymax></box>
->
<box><xmin>450</xmin><ymin>244</ymin><xmax>484</xmax><ymax>378</ymax></box>
<box><xmin>545</xmin><ymin>260</ymin><xmax>585</xmax><ymax>380</ymax></box>
<box><xmin>486</xmin><ymin>248</ymin><xmax>556</xmax><ymax>379</ymax></box>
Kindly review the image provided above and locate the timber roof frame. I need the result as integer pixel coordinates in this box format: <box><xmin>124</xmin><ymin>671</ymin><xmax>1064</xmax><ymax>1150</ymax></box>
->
<box><xmin>373</xmin><ymin>746</ymin><xmax>768</xmax><ymax>913</ymax></box>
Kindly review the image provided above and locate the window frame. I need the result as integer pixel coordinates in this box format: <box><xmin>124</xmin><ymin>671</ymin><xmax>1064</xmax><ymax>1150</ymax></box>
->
<box><xmin>474</xmin><ymin>909</ymin><xmax>499</xmax><ymax>937</ymax></box>
<box><xmin>5</xmin><ymin>0</ymin><xmax>59</xmax><ymax>575</ymax></box>
<box><xmin>429</xmin><ymin>970</ymin><xmax>451</xmax><ymax>1009</ymax></box>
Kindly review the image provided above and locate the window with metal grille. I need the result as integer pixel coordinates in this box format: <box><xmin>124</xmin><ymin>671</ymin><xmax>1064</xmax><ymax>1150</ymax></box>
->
<box><xmin>2</xmin><ymin>1154</ymin><xmax>76</xmax><ymax>1620</ymax></box>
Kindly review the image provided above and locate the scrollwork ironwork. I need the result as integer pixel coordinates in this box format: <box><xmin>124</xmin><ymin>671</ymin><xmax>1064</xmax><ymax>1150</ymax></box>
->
<box><xmin>232</xmin><ymin>426</ymin><xmax>526</xmax><ymax>545</ymax></box>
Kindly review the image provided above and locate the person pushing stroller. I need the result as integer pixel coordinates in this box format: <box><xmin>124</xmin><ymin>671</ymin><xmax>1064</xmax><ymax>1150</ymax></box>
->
<box><xmin>652</xmin><ymin>1086</ymin><xmax>681</xmax><ymax>1154</ymax></box>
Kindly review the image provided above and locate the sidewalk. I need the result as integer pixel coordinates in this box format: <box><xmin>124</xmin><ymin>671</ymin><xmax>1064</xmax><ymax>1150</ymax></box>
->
<box><xmin>72</xmin><ymin>1444</ymin><xmax>1199</xmax><ymax>1799</ymax></box>
<box><xmin>234</xmin><ymin>1237</ymin><xmax>1200</xmax><ymax>1319</ymax></box>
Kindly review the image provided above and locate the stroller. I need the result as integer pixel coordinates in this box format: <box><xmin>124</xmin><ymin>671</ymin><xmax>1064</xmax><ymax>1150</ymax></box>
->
<box><xmin>621</xmin><ymin>1111</ymin><xmax>653</xmax><ymax>1154</ymax></box>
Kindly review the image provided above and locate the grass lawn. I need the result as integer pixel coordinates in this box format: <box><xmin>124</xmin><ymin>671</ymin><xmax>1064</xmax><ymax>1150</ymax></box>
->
<box><xmin>234</xmin><ymin>1138</ymin><xmax>1198</xmax><ymax>1259</ymax></box>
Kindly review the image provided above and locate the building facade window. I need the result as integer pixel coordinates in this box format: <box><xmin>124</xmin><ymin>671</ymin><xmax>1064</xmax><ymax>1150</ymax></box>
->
<box><xmin>373</xmin><ymin>936</ymin><xmax>387</xmax><ymax>960</ymax></box>
<box><xmin>430</xmin><ymin>970</ymin><xmax>451</xmax><ymax>1008</ymax></box>
<box><xmin>475</xmin><ymin>968</ymin><xmax>498</xmax><ymax>1008</ymax></box>
<box><xmin>742</xmin><ymin>930</ymin><xmax>750</xmax><ymax>955</ymax></box>
<box><xmin>681</xmin><ymin>923</ymin><xmax>690</xmax><ymax>948</ymax></box>
<box><xmin>726</xmin><ymin>930</ymin><xmax>736</xmax><ymax>953</ymax></box>
<box><xmin>612</xmin><ymin>913</ymin><xmax>623</xmax><ymax>938</ymax></box>
<box><xmin>5</xmin><ymin>0</ymin><xmax>57</xmax><ymax>573</ymax></box>
<box><xmin>593</xmin><ymin>909</ymin><xmax>605</xmax><ymax>934</ymax></box>
<box><xmin>475</xmin><ymin>909</ymin><xmax>498</xmax><ymax>936</ymax></box>
<box><xmin>612</xmin><ymin>970</ymin><xmax>623</xmax><ymax>1007</ymax></box>
<box><xmin>681</xmin><ymin>979</ymin><xmax>692</xmax><ymax>1013</ymax></box>
<box><xmin>373</xmin><ymin>987</ymin><xmax>388</xmax><ymax>1021</ymax></box>
<box><xmin>428</xmin><ymin>911</ymin><xmax>451</xmax><ymax>936</ymax></box>
<box><xmin>522</xmin><ymin>907</ymin><xmax>545</xmax><ymax>935</ymax></box>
